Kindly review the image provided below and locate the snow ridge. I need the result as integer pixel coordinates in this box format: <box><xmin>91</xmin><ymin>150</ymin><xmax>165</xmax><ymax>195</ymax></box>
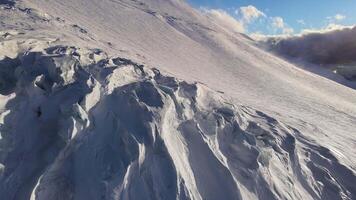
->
<box><xmin>0</xmin><ymin>45</ymin><xmax>355</xmax><ymax>200</ymax></box>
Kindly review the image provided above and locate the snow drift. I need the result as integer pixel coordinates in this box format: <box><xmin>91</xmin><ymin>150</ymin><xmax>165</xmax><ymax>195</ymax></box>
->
<box><xmin>0</xmin><ymin>0</ymin><xmax>356</xmax><ymax>200</ymax></box>
<box><xmin>0</xmin><ymin>45</ymin><xmax>355</xmax><ymax>200</ymax></box>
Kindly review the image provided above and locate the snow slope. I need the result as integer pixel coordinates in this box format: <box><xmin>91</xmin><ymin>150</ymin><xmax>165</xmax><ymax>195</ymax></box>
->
<box><xmin>0</xmin><ymin>0</ymin><xmax>355</xmax><ymax>200</ymax></box>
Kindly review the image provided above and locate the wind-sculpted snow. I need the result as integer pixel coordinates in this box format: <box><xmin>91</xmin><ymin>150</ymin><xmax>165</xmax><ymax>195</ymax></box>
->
<box><xmin>0</xmin><ymin>45</ymin><xmax>355</xmax><ymax>200</ymax></box>
<box><xmin>0</xmin><ymin>1</ymin><xmax>355</xmax><ymax>200</ymax></box>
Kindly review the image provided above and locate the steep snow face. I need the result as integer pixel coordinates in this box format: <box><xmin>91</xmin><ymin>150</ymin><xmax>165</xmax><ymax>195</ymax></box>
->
<box><xmin>18</xmin><ymin>0</ymin><xmax>356</xmax><ymax>128</ymax></box>
<box><xmin>0</xmin><ymin>1</ymin><xmax>356</xmax><ymax>200</ymax></box>
<box><xmin>0</xmin><ymin>45</ymin><xmax>355</xmax><ymax>200</ymax></box>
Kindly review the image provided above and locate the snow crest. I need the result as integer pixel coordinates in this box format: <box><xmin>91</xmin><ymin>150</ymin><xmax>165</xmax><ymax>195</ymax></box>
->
<box><xmin>0</xmin><ymin>45</ymin><xmax>355</xmax><ymax>200</ymax></box>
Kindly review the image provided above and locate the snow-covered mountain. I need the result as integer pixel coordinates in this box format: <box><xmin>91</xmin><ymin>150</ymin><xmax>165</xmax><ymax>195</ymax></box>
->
<box><xmin>0</xmin><ymin>0</ymin><xmax>355</xmax><ymax>200</ymax></box>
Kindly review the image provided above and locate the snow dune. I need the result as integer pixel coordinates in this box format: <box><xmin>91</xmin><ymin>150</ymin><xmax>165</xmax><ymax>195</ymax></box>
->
<box><xmin>0</xmin><ymin>0</ymin><xmax>355</xmax><ymax>200</ymax></box>
<box><xmin>1</xmin><ymin>45</ymin><xmax>355</xmax><ymax>200</ymax></box>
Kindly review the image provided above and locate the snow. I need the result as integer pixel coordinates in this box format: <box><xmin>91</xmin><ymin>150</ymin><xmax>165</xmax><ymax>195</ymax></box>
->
<box><xmin>0</xmin><ymin>0</ymin><xmax>355</xmax><ymax>200</ymax></box>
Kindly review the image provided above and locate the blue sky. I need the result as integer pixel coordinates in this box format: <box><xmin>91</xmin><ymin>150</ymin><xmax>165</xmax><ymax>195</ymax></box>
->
<box><xmin>187</xmin><ymin>0</ymin><xmax>356</xmax><ymax>35</ymax></box>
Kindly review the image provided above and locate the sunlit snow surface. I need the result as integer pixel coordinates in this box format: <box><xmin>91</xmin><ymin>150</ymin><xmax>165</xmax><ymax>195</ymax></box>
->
<box><xmin>0</xmin><ymin>1</ymin><xmax>355</xmax><ymax>200</ymax></box>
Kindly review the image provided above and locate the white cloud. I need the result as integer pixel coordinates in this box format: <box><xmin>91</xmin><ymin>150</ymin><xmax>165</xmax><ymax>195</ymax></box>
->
<box><xmin>297</xmin><ymin>19</ymin><xmax>305</xmax><ymax>25</ymax></box>
<box><xmin>271</xmin><ymin>17</ymin><xmax>294</xmax><ymax>34</ymax></box>
<box><xmin>334</xmin><ymin>14</ymin><xmax>346</xmax><ymax>21</ymax></box>
<box><xmin>283</xmin><ymin>27</ymin><xmax>294</xmax><ymax>34</ymax></box>
<box><xmin>199</xmin><ymin>4</ymin><xmax>351</xmax><ymax>41</ymax></box>
<box><xmin>236</xmin><ymin>5</ymin><xmax>265</xmax><ymax>23</ymax></box>
<box><xmin>201</xmin><ymin>5</ymin><xmax>295</xmax><ymax>36</ymax></box>
<box><xmin>253</xmin><ymin>23</ymin><xmax>355</xmax><ymax>41</ymax></box>
<box><xmin>326</xmin><ymin>14</ymin><xmax>346</xmax><ymax>23</ymax></box>
<box><xmin>201</xmin><ymin>8</ymin><xmax>245</xmax><ymax>33</ymax></box>
<box><xmin>272</xmin><ymin>17</ymin><xmax>284</xmax><ymax>29</ymax></box>
<box><xmin>301</xmin><ymin>23</ymin><xmax>353</xmax><ymax>34</ymax></box>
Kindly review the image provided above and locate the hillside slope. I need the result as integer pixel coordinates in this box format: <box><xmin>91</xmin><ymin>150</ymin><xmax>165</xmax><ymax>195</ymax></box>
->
<box><xmin>0</xmin><ymin>1</ymin><xmax>356</xmax><ymax>200</ymax></box>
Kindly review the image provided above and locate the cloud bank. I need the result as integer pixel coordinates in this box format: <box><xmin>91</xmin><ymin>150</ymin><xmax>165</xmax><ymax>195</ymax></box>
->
<box><xmin>264</xmin><ymin>25</ymin><xmax>356</xmax><ymax>81</ymax></box>
<box><xmin>264</xmin><ymin>26</ymin><xmax>356</xmax><ymax>65</ymax></box>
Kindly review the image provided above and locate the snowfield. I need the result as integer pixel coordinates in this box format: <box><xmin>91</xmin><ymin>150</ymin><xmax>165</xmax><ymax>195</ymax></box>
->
<box><xmin>0</xmin><ymin>0</ymin><xmax>355</xmax><ymax>200</ymax></box>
